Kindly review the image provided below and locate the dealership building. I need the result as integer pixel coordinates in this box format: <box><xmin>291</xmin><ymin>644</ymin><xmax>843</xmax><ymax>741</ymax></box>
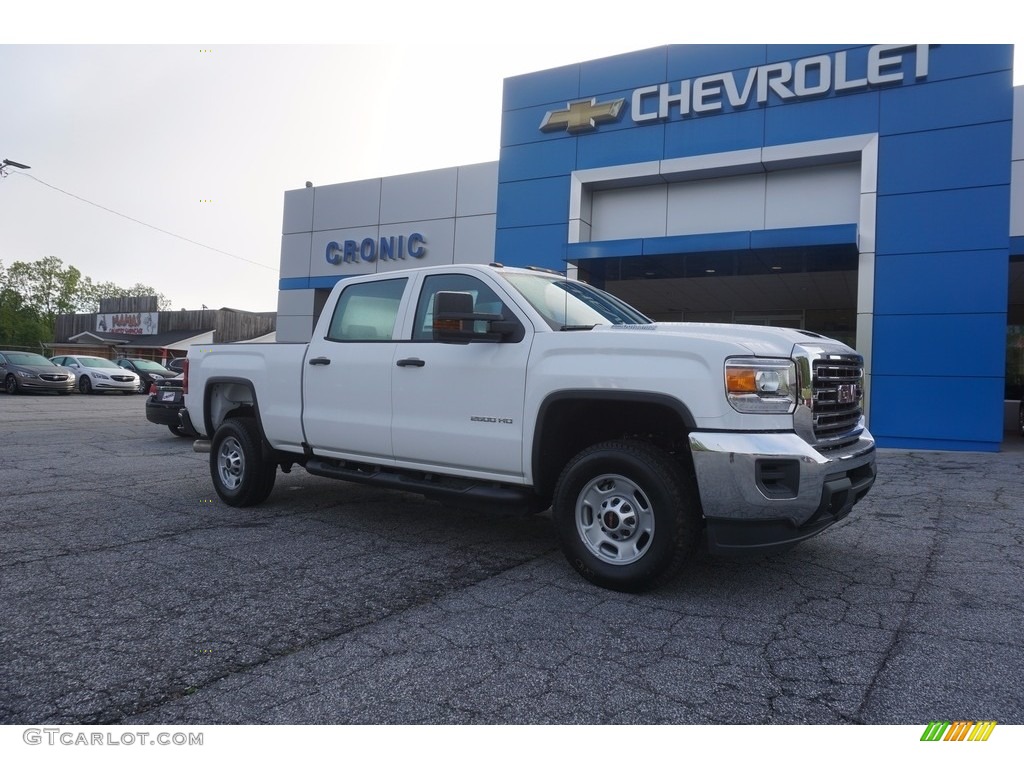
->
<box><xmin>276</xmin><ymin>44</ymin><xmax>1022</xmax><ymax>453</ymax></box>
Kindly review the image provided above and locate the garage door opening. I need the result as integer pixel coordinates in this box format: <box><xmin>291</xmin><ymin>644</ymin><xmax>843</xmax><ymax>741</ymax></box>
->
<box><xmin>577</xmin><ymin>243</ymin><xmax>859</xmax><ymax>348</ymax></box>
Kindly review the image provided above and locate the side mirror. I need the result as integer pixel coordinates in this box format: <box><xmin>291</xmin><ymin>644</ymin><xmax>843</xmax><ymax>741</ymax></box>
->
<box><xmin>432</xmin><ymin>291</ymin><xmax>519</xmax><ymax>343</ymax></box>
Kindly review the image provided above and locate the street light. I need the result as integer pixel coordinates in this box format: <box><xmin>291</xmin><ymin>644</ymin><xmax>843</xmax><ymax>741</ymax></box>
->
<box><xmin>0</xmin><ymin>158</ymin><xmax>30</xmax><ymax>178</ymax></box>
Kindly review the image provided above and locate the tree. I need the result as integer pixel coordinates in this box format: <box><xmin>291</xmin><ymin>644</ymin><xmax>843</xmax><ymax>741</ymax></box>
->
<box><xmin>0</xmin><ymin>286</ymin><xmax>51</xmax><ymax>347</ymax></box>
<box><xmin>1</xmin><ymin>255</ymin><xmax>84</xmax><ymax>326</ymax></box>
<box><xmin>0</xmin><ymin>256</ymin><xmax>174</xmax><ymax>347</ymax></box>
<box><xmin>78</xmin><ymin>279</ymin><xmax>173</xmax><ymax>313</ymax></box>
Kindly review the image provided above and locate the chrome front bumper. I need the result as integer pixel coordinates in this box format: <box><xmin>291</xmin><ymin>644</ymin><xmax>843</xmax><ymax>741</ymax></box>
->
<box><xmin>688</xmin><ymin>430</ymin><xmax>876</xmax><ymax>554</ymax></box>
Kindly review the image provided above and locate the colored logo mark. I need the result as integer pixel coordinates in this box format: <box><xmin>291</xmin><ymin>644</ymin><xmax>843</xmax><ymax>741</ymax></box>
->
<box><xmin>539</xmin><ymin>97</ymin><xmax>625</xmax><ymax>134</ymax></box>
<box><xmin>920</xmin><ymin>721</ymin><xmax>997</xmax><ymax>742</ymax></box>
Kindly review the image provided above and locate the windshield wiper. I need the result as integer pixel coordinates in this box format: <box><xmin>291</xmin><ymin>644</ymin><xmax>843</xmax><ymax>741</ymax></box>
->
<box><xmin>559</xmin><ymin>324</ymin><xmax>597</xmax><ymax>331</ymax></box>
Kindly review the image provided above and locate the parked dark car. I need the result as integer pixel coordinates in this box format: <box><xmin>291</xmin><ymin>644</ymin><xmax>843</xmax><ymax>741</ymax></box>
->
<box><xmin>166</xmin><ymin>358</ymin><xmax>187</xmax><ymax>375</ymax></box>
<box><xmin>116</xmin><ymin>358</ymin><xmax>177</xmax><ymax>394</ymax></box>
<box><xmin>0</xmin><ymin>351</ymin><xmax>75</xmax><ymax>395</ymax></box>
<box><xmin>145</xmin><ymin>375</ymin><xmax>192</xmax><ymax>437</ymax></box>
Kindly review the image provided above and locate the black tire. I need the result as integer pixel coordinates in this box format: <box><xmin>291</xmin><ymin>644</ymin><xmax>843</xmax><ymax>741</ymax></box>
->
<box><xmin>209</xmin><ymin>417</ymin><xmax>277</xmax><ymax>506</ymax></box>
<box><xmin>136</xmin><ymin>379</ymin><xmax>149</xmax><ymax>394</ymax></box>
<box><xmin>5</xmin><ymin>374</ymin><xmax>19</xmax><ymax>395</ymax></box>
<box><xmin>79</xmin><ymin>377</ymin><xmax>92</xmax><ymax>395</ymax></box>
<box><xmin>551</xmin><ymin>439</ymin><xmax>702</xmax><ymax>592</ymax></box>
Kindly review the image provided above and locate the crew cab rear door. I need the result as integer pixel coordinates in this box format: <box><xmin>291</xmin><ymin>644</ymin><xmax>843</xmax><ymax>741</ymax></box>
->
<box><xmin>301</xmin><ymin>276</ymin><xmax>409</xmax><ymax>463</ymax></box>
<box><xmin>390</xmin><ymin>271</ymin><xmax>532</xmax><ymax>481</ymax></box>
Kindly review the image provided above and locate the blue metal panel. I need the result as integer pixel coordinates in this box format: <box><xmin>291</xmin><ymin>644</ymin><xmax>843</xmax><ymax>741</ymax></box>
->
<box><xmin>502</xmin><ymin>64</ymin><xmax>580</xmax><ymax>111</ymax></box>
<box><xmin>876</xmin><ymin>186</ymin><xmax>1011</xmax><ymax>255</ymax></box>
<box><xmin>873</xmin><ymin>314</ymin><xmax>1006</xmax><ymax>378</ymax></box>
<box><xmin>874</xmin><ymin>435</ymin><xmax>1001</xmax><ymax>452</ymax></box>
<box><xmin>924</xmin><ymin>44</ymin><xmax>1013</xmax><ymax>81</ymax></box>
<box><xmin>664</xmin><ymin>108</ymin><xmax>765</xmax><ymax>158</ymax></box>
<box><xmin>880</xmin><ymin>71</ymin><xmax>1013</xmax><ymax>134</ymax></box>
<box><xmin>751</xmin><ymin>224</ymin><xmax>857</xmax><ymax>249</ymax></box>
<box><xmin>500</xmin><ymin>103</ymin><xmax>564</xmax><ymax>150</ymax></box>
<box><xmin>576</xmin><ymin>124</ymin><xmax>665</xmax><ymax>170</ymax></box>
<box><xmin>874</xmin><ymin>250</ymin><xmax>1010</xmax><ymax>315</ymax></box>
<box><xmin>764</xmin><ymin>90</ymin><xmax>880</xmax><ymax>146</ymax></box>
<box><xmin>496</xmin><ymin>177</ymin><xmax>570</xmax><ymax>228</ymax></box>
<box><xmin>279</xmin><ymin>276</ymin><xmax>343</xmax><ymax>291</ymax></box>
<box><xmin>878</xmin><ymin>123</ymin><xmax>1012</xmax><ymax>194</ymax></box>
<box><xmin>642</xmin><ymin>231</ymin><xmax>751</xmax><ymax>255</ymax></box>
<box><xmin>870</xmin><ymin>374</ymin><xmax>1004</xmax><ymax>449</ymax></box>
<box><xmin>495</xmin><ymin>224</ymin><xmax>569</xmax><ymax>270</ymax></box>
<box><xmin>767</xmin><ymin>44</ymin><xmax>865</xmax><ymax>61</ymax></box>
<box><xmin>666</xmin><ymin>45</ymin><xmax>767</xmax><ymax>80</ymax></box>
<box><xmin>567</xmin><ymin>239</ymin><xmax>644</xmax><ymax>260</ymax></box>
<box><xmin>580</xmin><ymin>47</ymin><xmax>668</xmax><ymax>95</ymax></box>
<box><xmin>498</xmin><ymin>139</ymin><xmax>579</xmax><ymax>184</ymax></box>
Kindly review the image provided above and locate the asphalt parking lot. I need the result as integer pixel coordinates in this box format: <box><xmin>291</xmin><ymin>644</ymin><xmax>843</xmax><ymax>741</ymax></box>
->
<box><xmin>1</xmin><ymin>392</ymin><xmax>1022</xmax><ymax>726</ymax></box>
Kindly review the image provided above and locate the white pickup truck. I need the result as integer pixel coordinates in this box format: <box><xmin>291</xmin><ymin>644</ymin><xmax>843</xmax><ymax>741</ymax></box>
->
<box><xmin>181</xmin><ymin>263</ymin><xmax>876</xmax><ymax>591</ymax></box>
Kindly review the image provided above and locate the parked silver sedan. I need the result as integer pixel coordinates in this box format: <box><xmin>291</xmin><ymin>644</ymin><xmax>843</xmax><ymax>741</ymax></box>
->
<box><xmin>49</xmin><ymin>354</ymin><xmax>139</xmax><ymax>395</ymax></box>
<box><xmin>0</xmin><ymin>351</ymin><xmax>76</xmax><ymax>394</ymax></box>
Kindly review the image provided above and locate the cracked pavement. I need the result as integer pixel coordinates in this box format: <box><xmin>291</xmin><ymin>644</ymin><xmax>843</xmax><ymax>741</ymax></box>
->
<box><xmin>1</xmin><ymin>394</ymin><xmax>1022</xmax><ymax>725</ymax></box>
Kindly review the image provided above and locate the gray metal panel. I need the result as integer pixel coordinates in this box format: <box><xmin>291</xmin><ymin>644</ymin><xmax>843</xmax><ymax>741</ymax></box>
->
<box><xmin>1011</xmin><ymin>160</ymin><xmax>1024</xmax><ymax>238</ymax></box>
<box><xmin>381</xmin><ymin>168</ymin><xmax>458</xmax><ymax>224</ymax></box>
<box><xmin>275</xmin><ymin>314</ymin><xmax>314</xmax><ymax>344</ymax></box>
<box><xmin>375</xmin><ymin>219</ymin><xmax>456</xmax><ymax>272</ymax></box>
<box><xmin>276</xmin><ymin>288</ymin><xmax>316</xmax><ymax>317</ymax></box>
<box><xmin>282</xmin><ymin>188</ymin><xmax>314</xmax><ymax>235</ymax></box>
<box><xmin>280</xmin><ymin>233</ymin><xmax>313</xmax><ymax>279</ymax></box>
<box><xmin>666</xmin><ymin>173</ymin><xmax>766</xmax><ymax>235</ymax></box>
<box><xmin>454</xmin><ymin>214</ymin><xmax>496</xmax><ymax>264</ymax></box>
<box><xmin>591</xmin><ymin>185</ymin><xmax>668</xmax><ymax>240</ymax></box>
<box><xmin>456</xmin><ymin>162</ymin><xmax>499</xmax><ymax>218</ymax></box>
<box><xmin>764</xmin><ymin>163</ymin><xmax>860</xmax><ymax>229</ymax></box>
<box><xmin>312</xmin><ymin>179</ymin><xmax>382</xmax><ymax>232</ymax></box>
<box><xmin>310</xmin><ymin>227</ymin><xmax>378</xmax><ymax>278</ymax></box>
<box><xmin>1013</xmin><ymin>86</ymin><xmax>1024</xmax><ymax>162</ymax></box>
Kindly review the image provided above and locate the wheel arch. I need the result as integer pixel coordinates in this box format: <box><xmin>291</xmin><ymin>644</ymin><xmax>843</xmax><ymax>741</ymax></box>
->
<box><xmin>204</xmin><ymin>377</ymin><xmax>266</xmax><ymax>449</ymax></box>
<box><xmin>531</xmin><ymin>390</ymin><xmax>698</xmax><ymax>502</ymax></box>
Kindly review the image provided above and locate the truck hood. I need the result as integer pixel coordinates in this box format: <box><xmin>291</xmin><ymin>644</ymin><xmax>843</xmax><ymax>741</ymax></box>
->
<box><xmin>599</xmin><ymin>322</ymin><xmax>854</xmax><ymax>358</ymax></box>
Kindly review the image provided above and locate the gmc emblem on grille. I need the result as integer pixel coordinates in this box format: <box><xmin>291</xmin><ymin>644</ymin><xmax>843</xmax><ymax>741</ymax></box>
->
<box><xmin>836</xmin><ymin>384</ymin><xmax>858</xmax><ymax>404</ymax></box>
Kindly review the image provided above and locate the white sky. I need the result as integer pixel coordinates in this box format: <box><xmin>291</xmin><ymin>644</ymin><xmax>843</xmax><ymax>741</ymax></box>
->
<box><xmin>1</xmin><ymin>3</ymin><xmax>1021</xmax><ymax>313</ymax></box>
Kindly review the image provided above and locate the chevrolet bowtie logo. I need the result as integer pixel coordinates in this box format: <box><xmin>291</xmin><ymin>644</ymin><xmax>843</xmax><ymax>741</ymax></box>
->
<box><xmin>539</xmin><ymin>97</ymin><xmax>626</xmax><ymax>134</ymax></box>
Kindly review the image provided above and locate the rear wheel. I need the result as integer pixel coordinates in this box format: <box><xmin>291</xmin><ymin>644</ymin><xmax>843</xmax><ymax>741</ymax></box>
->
<box><xmin>210</xmin><ymin>417</ymin><xmax>277</xmax><ymax>506</ymax></box>
<box><xmin>552</xmin><ymin>439</ymin><xmax>702</xmax><ymax>592</ymax></box>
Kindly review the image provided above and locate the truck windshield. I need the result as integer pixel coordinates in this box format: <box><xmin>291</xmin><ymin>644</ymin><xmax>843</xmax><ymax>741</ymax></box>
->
<box><xmin>503</xmin><ymin>273</ymin><xmax>651</xmax><ymax>329</ymax></box>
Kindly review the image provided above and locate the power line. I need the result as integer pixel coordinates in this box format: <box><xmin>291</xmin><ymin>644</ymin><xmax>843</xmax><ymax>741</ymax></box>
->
<box><xmin>9</xmin><ymin>171</ymin><xmax>278</xmax><ymax>272</ymax></box>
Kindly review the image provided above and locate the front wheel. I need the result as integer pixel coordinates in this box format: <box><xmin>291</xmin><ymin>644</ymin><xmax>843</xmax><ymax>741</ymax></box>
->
<box><xmin>137</xmin><ymin>379</ymin><xmax>149</xmax><ymax>394</ymax></box>
<box><xmin>552</xmin><ymin>439</ymin><xmax>702</xmax><ymax>592</ymax></box>
<box><xmin>5</xmin><ymin>375</ymin><xmax>18</xmax><ymax>395</ymax></box>
<box><xmin>210</xmin><ymin>417</ymin><xmax>277</xmax><ymax>506</ymax></box>
<box><xmin>79</xmin><ymin>377</ymin><xmax>92</xmax><ymax>395</ymax></box>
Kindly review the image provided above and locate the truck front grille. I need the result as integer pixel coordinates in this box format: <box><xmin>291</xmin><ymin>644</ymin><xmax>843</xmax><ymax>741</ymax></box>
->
<box><xmin>811</xmin><ymin>356</ymin><xmax>864</xmax><ymax>450</ymax></box>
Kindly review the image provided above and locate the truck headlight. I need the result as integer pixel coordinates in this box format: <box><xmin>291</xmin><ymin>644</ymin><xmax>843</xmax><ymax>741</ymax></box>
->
<box><xmin>725</xmin><ymin>358</ymin><xmax>797</xmax><ymax>414</ymax></box>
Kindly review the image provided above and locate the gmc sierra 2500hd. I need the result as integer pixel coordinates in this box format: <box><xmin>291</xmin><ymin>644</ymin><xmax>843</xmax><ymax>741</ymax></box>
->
<box><xmin>180</xmin><ymin>263</ymin><xmax>876</xmax><ymax>592</ymax></box>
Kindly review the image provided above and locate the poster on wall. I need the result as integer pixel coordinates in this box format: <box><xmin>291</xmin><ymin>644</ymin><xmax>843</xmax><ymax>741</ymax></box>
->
<box><xmin>96</xmin><ymin>312</ymin><xmax>158</xmax><ymax>335</ymax></box>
